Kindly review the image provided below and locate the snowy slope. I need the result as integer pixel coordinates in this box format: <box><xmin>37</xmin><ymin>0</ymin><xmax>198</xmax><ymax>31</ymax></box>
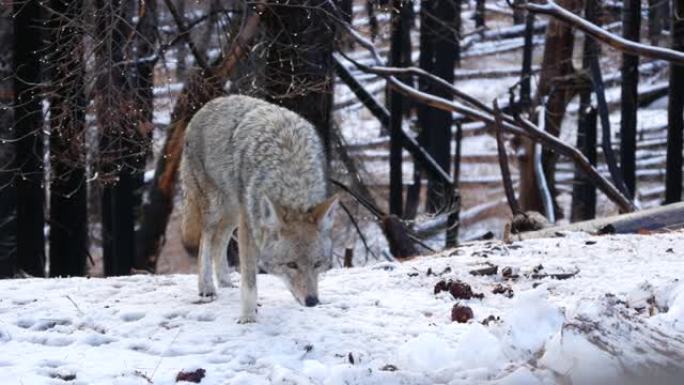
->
<box><xmin>1</xmin><ymin>232</ymin><xmax>683</xmax><ymax>385</ymax></box>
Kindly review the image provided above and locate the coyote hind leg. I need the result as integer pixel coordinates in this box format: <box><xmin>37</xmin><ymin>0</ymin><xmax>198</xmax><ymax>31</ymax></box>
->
<box><xmin>213</xmin><ymin>218</ymin><xmax>237</xmax><ymax>288</ymax></box>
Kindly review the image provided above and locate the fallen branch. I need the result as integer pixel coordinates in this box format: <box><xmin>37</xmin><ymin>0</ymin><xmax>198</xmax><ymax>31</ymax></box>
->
<box><xmin>336</xmin><ymin>54</ymin><xmax>635</xmax><ymax>212</ymax></box>
<box><xmin>588</xmin><ymin>31</ymin><xmax>631</xmax><ymax>200</ymax></box>
<box><xmin>519</xmin><ymin>201</ymin><xmax>684</xmax><ymax>239</ymax></box>
<box><xmin>520</xmin><ymin>0</ymin><xmax>684</xmax><ymax>64</ymax></box>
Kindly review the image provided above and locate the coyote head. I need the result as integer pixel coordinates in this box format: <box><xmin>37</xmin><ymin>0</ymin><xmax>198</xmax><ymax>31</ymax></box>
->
<box><xmin>256</xmin><ymin>195</ymin><xmax>338</xmax><ymax>307</ymax></box>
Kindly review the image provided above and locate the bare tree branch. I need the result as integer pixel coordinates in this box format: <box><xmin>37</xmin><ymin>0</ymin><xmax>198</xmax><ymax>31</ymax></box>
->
<box><xmin>520</xmin><ymin>0</ymin><xmax>684</xmax><ymax>65</ymax></box>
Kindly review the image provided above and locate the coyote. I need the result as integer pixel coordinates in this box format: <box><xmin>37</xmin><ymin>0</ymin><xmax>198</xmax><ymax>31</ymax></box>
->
<box><xmin>180</xmin><ymin>95</ymin><xmax>337</xmax><ymax>323</ymax></box>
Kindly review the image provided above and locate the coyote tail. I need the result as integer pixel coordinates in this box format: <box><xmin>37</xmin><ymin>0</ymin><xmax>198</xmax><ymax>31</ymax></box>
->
<box><xmin>181</xmin><ymin>192</ymin><xmax>202</xmax><ymax>256</ymax></box>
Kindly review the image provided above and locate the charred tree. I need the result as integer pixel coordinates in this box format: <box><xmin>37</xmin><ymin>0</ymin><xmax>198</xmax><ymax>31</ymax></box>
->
<box><xmin>571</xmin><ymin>0</ymin><xmax>599</xmax><ymax>221</ymax></box>
<box><xmin>95</xmin><ymin>0</ymin><xmax>138</xmax><ymax>276</ymax></box>
<box><xmin>175</xmin><ymin>0</ymin><xmax>187</xmax><ymax>81</ymax></box>
<box><xmin>388</xmin><ymin>0</ymin><xmax>411</xmax><ymax>216</ymax></box>
<box><xmin>665</xmin><ymin>0</ymin><xmax>684</xmax><ymax>203</ymax></box>
<box><xmin>417</xmin><ymin>0</ymin><xmax>458</xmax><ymax>213</ymax></box>
<box><xmin>131</xmin><ymin>0</ymin><xmax>158</xmax><ymax>270</ymax></box>
<box><xmin>13</xmin><ymin>0</ymin><xmax>46</xmax><ymax>277</ymax></box>
<box><xmin>0</xmin><ymin>4</ymin><xmax>15</xmax><ymax>277</ymax></box>
<box><xmin>48</xmin><ymin>0</ymin><xmax>88</xmax><ymax>277</ymax></box>
<box><xmin>520</xmin><ymin>12</ymin><xmax>535</xmax><ymax>108</ymax></box>
<box><xmin>262</xmin><ymin>1</ymin><xmax>336</xmax><ymax>156</ymax></box>
<box><xmin>620</xmin><ymin>0</ymin><xmax>641</xmax><ymax>198</ymax></box>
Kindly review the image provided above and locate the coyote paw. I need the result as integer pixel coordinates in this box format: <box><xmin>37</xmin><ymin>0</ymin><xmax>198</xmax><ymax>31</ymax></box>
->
<box><xmin>237</xmin><ymin>314</ymin><xmax>256</xmax><ymax>324</ymax></box>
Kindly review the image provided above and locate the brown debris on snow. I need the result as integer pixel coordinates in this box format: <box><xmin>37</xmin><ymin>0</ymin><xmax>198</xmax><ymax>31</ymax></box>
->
<box><xmin>176</xmin><ymin>368</ymin><xmax>206</xmax><ymax>383</ymax></box>
<box><xmin>451</xmin><ymin>304</ymin><xmax>474</xmax><ymax>323</ymax></box>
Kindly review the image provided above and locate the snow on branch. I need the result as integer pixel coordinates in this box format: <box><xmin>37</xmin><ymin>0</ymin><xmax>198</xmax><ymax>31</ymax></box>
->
<box><xmin>520</xmin><ymin>0</ymin><xmax>684</xmax><ymax>65</ymax></box>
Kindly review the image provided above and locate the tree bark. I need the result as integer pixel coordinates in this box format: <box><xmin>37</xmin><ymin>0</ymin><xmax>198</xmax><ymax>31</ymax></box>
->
<box><xmin>95</xmin><ymin>0</ymin><xmax>138</xmax><ymax>276</ymax></box>
<box><xmin>388</xmin><ymin>0</ymin><xmax>410</xmax><ymax>216</ymax></box>
<box><xmin>48</xmin><ymin>0</ymin><xmax>88</xmax><ymax>277</ymax></box>
<box><xmin>175</xmin><ymin>0</ymin><xmax>187</xmax><ymax>81</ymax></box>
<box><xmin>131</xmin><ymin>0</ymin><xmax>158</xmax><ymax>270</ymax></box>
<box><xmin>419</xmin><ymin>0</ymin><xmax>457</xmax><ymax>213</ymax></box>
<box><xmin>571</xmin><ymin>0</ymin><xmax>598</xmax><ymax>221</ymax></box>
<box><xmin>0</xmin><ymin>3</ymin><xmax>15</xmax><ymax>277</ymax></box>
<box><xmin>14</xmin><ymin>0</ymin><xmax>46</xmax><ymax>277</ymax></box>
<box><xmin>262</xmin><ymin>0</ymin><xmax>336</xmax><ymax>156</ymax></box>
<box><xmin>620</xmin><ymin>0</ymin><xmax>640</xmax><ymax>198</ymax></box>
<box><xmin>665</xmin><ymin>0</ymin><xmax>684</xmax><ymax>203</ymax></box>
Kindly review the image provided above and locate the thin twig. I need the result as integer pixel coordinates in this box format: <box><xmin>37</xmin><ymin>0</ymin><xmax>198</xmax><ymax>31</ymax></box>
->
<box><xmin>339</xmin><ymin>201</ymin><xmax>378</xmax><ymax>261</ymax></box>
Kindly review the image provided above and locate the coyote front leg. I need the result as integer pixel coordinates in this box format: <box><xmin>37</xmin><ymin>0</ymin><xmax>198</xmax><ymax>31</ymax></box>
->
<box><xmin>237</xmin><ymin>209</ymin><xmax>257</xmax><ymax>323</ymax></box>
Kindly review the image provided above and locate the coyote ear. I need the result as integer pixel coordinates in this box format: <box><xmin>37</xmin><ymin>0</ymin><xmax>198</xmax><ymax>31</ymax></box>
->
<box><xmin>261</xmin><ymin>195</ymin><xmax>284</xmax><ymax>229</ymax></box>
<box><xmin>312</xmin><ymin>194</ymin><xmax>338</xmax><ymax>230</ymax></box>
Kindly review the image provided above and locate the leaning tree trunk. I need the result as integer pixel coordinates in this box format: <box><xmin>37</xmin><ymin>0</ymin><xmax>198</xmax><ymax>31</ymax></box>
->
<box><xmin>262</xmin><ymin>0</ymin><xmax>337</xmax><ymax>156</ymax></box>
<box><xmin>48</xmin><ymin>0</ymin><xmax>88</xmax><ymax>277</ymax></box>
<box><xmin>620</xmin><ymin>0</ymin><xmax>641</xmax><ymax>198</ymax></box>
<box><xmin>665</xmin><ymin>0</ymin><xmax>684</xmax><ymax>203</ymax></box>
<box><xmin>519</xmin><ymin>0</ymin><xmax>581</xmax><ymax>216</ymax></box>
<box><xmin>13</xmin><ymin>0</ymin><xmax>46</xmax><ymax>277</ymax></box>
<box><xmin>0</xmin><ymin>3</ymin><xmax>15</xmax><ymax>277</ymax></box>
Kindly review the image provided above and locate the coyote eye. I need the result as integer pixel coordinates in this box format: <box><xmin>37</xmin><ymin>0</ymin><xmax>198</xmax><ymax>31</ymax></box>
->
<box><xmin>286</xmin><ymin>262</ymin><xmax>298</xmax><ymax>269</ymax></box>
<box><xmin>313</xmin><ymin>261</ymin><xmax>322</xmax><ymax>269</ymax></box>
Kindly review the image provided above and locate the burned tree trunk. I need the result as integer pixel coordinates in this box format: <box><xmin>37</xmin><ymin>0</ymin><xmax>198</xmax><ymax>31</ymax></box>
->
<box><xmin>571</xmin><ymin>0</ymin><xmax>599</xmax><ymax>221</ymax></box>
<box><xmin>13</xmin><ymin>0</ymin><xmax>46</xmax><ymax>277</ymax></box>
<box><xmin>95</xmin><ymin>0</ymin><xmax>138</xmax><ymax>276</ymax></box>
<box><xmin>175</xmin><ymin>0</ymin><xmax>187</xmax><ymax>81</ymax></box>
<box><xmin>48</xmin><ymin>0</ymin><xmax>88</xmax><ymax>277</ymax></box>
<box><xmin>620</xmin><ymin>0</ymin><xmax>641</xmax><ymax>198</ymax></box>
<box><xmin>520</xmin><ymin>12</ymin><xmax>535</xmax><ymax>108</ymax></box>
<box><xmin>0</xmin><ymin>4</ymin><xmax>15</xmax><ymax>277</ymax></box>
<box><xmin>417</xmin><ymin>0</ymin><xmax>458</xmax><ymax>213</ymax></box>
<box><xmin>130</xmin><ymin>0</ymin><xmax>158</xmax><ymax>270</ymax></box>
<box><xmin>665</xmin><ymin>0</ymin><xmax>684</xmax><ymax>203</ymax></box>
<box><xmin>388</xmin><ymin>0</ymin><xmax>411</xmax><ymax>216</ymax></box>
<box><xmin>262</xmin><ymin>1</ymin><xmax>336</xmax><ymax>156</ymax></box>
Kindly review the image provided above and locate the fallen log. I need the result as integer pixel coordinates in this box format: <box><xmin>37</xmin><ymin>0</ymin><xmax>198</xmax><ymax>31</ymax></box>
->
<box><xmin>519</xmin><ymin>201</ymin><xmax>684</xmax><ymax>239</ymax></box>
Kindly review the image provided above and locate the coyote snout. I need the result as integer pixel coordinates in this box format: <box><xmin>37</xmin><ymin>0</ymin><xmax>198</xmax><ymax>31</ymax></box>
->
<box><xmin>180</xmin><ymin>95</ymin><xmax>336</xmax><ymax>323</ymax></box>
<box><xmin>256</xmin><ymin>194</ymin><xmax>336</xmax><ymax>308</ymax></box>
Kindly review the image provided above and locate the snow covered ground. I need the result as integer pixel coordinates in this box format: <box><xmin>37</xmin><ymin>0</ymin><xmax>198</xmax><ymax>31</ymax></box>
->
<box><xmin>2</xmin><ymin>232</ymin><xmax>683</xmax><ymax>385</ymax></box>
